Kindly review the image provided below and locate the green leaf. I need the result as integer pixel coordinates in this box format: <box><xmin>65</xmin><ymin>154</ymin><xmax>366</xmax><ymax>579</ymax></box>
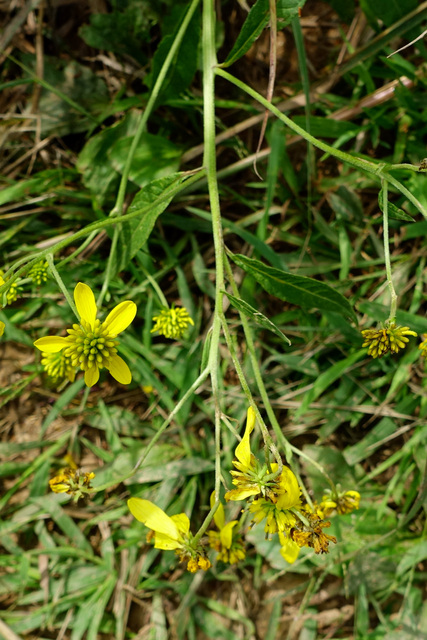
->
<box><xmin>231</xmin><ymin>253</ymin><xmax>357</xmax><ymax>322</ymax></box>
<box><xmin>109</xmin><ymin>133</ymin><xmax>181</xmax><ymax>187</ymax></box>
<box><xmin>378</xmin><ymin>188</ymin><xmax>415</xmax><ymax>222</ymax></box>
<box><xmin>222</xmin><ymin>0</ymin><xmax>269</xmax><ymax>68</ymax></box>
<box><xmin>224</xmin><ymin>292</ymin><xmax>291</xmax><ymax>345</ymax></box>
<box><xmin>114</xmin><ymin>173</ymin><xmax>185</xmax><ymax>271</ymax></box>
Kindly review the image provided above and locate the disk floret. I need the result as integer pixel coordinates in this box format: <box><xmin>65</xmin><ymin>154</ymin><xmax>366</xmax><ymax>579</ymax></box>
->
<box><xmin>151</xmin><ymin>306</ymin><xmax>194</xmax><ymax>339</ymax></box>
<box><xmin>64</xmin><ymin>318</ymin><xmax>119</xmax><ymax>373</ymax></box>
<box><xmin>41</xmin><ymin>350</ymin><xmax>75</xmax><ymax>383</ymax></box>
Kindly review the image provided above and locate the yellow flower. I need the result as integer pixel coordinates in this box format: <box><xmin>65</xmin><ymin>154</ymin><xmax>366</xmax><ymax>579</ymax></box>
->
<box><xmin>151</xmin><ymin>306</ymin><xmax>194</xmax><ymax>340</ymax></box>
<box><xmin>34</xmin><ymin>282</ymin><xmax>136</xmax><ymax>387</ymax></box>
<box><xmin>272</xmin><ymin>465</ymin><xmax>302</xmax><ymax>510</ymax></box>
<box><xmin>41</xmin><ymin>350</ymin><xmax>76</xmax><ymax>384</ymax></box>
<box><xmin>419</xmin><ymin>334</ymin><xmax>427</xmax><ymax>357</ymax></box>
<box><xmin>291</xmin><ymin>513</ymin><xmax>337</xmax><ymax>554</ymax></box>
<box><xmin>0</xmin><ymin>273</ymin><xmax>21</xmax><ymax>305</ymax></box>
<box><xmin>249</xmin><ymin>497</ymin><xmax>297</xmax><ymax>534</ymax></box>
<box><xmin>207</xmin><ymin>496</ymin><xmax>246</xmax><ymax>564</ymax></box>
<box><xmin>225</xmin><ymin>407</ymin><xmax>264</xmax><ymax>502</ymax></box>
<box><xmin>49</xmin><ymin>469</ymin><xmax>95</xmax><ymax>500</ymax></box>
<box><xmin>29</xmin><ymin>260</ymin><xmax>49</xmax><ymax>285</ymax></box>
<box><xmin>278</xmin><ymin>531</ymin><xmax>300</xmax><ymax>564</ymax></box>
<box><xmin>317</xmin><ymin>489</ymin><xmax>360</xmax><ymax>517</ymax></box>
<box><xmin>128</xmin><ymin>498</ymin><xmax>211</xmax><ymax>572</ymax></box>
<box><xmin>361</xmin><ymin>323</ymin><xmax>417</xmax><ymax>358</ymax></box>
<box><xmin>0</xmin><ymin>321</ymin><xmax>4</xmax><ymax>337</ymax></box>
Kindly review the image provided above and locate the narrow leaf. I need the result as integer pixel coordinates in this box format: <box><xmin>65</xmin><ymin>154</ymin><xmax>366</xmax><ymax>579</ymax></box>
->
<box><xmin>222</xmin><ymin>0</ymin><xmax>269</xmax><ymax>68</ymax></box>
<box><xmin>378</xmin><ymin>188</ymin><xmax>415</xmax><ymax>221</ymax></box>
<box><xmin>224</xmin><ymin>292</ymin><xmax>291</xmax><ymax>345</ymax></box>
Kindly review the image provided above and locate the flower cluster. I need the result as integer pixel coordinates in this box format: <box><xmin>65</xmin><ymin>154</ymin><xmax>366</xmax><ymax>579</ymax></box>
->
<box><xmin>49</xmin><ymin>468</ymin><xmax>95</xmax><ymax>501</ymax></box>
<box><xmin>0</xmin><ymin>272</ymin><xmax>22</xmax><ymax>305</ymax></box>
<box><xmin>225</xmin><ymin>408</ymin><xmax>338</xmax><ymax>563</ymax></box>
<box><xmin>29</xmin><ymin>260</ymin><xmax>49</xmax><ymax>285</ymax></box>
<box><xmin>316</xmin><ymin>488</ymin><xmax>360</xmax><ymax>518</ymax></box>
<box><xmin>207</xmin><ymin>494</ymin><xmax>246</xmax><ymax>564</ymax></box>
<box><xmin>128</xmin><ymin>498</ymin><xmax>211</xmax><ymax>573</ymax></box>
<box><xmin>151</xmin><ymin>306</ymin><xmax>194</xmax><ymax>340</ymax></box>
<box><xmin>34</xmin><ymin>283</ymin><xmax>136</xmax><ymax>387</ymax></box>
<box><xmin>361</xmin><ymin>322</ymin><xmax>417</xmax><ymax>358</ymax></box>
<box><xmin>419</xmin><ymin>334</ymin><xmax>427</xmax><ymax>358</ymax></box>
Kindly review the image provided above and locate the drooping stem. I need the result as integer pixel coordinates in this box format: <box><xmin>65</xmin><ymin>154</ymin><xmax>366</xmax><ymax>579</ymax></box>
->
<box><xmin>382</xmin><ymin>179</ymin><xmax>398</xmax><ymax>322</ymax></box>
<box><xmin>46</xmin><ymin>253</ymin><xmax>79</xmax><ymax>320</ymax></box>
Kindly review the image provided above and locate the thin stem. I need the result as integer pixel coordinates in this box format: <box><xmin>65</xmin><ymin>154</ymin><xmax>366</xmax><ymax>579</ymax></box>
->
<box><xmin>46</xmin><ymin>254</ymin><xmax>79</xmax><ymax>320</ymax></box>
<box><xmin>97</xmin><ymin>225</ymin><xmax>119</xmax><ymax>307</ymax></box>
<box><xmin>382</xmin><ymin>179</ymin><xmax>398</xmax><ymax>322</ymax></box>
<box><xmin>215</xmin><ymin>68</ymin><xmax>427</xmax><ymax>221</ymax></box>
<box><xmin>112</xmin><ymin>0</ymin><xmax>201</xmax><ymax>218</ymax></box>
<box><xmin>139</xmin><ymin>265</ymin><xmax>169</xmax><ymax>308</ymax></box>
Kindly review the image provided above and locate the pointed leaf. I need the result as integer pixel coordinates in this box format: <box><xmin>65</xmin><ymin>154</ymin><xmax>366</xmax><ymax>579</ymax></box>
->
<box><xmin>231</xmin><ymin>253</ymin><xmax>356</xmax><ymax>322</ymax></box>
<box><xmin>378</xmin><ymin>189</ymin><xmax>415</xmax><ymax>222</ymax></box>
<box><xmin>224</xmin><ymin>291</ymin><xmax>291</xmax><ymax>345</ymax></box>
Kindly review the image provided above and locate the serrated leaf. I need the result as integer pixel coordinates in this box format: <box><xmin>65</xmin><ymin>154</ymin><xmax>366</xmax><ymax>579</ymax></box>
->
<box><xmin>231</xmin><ymin>253</ymin><xmax>356</xmax><ymax>322</ymax></box>
<box><xmin>222</xmin><ymin>0</ymin><xmax>269</xmax><ymax>68</ymax></box>
<box><xmin>224</xmin><ymin>292</ymin><xmax>291</xmax><ymax>345</ymax></box>
<box><xmin>115</xmin><ymin>173</ymin><xmax>185</xmax><ymax>272</ymax></box>
<box><xmin>378</xmin><ymin>188</ymin><xmax>415</xmax><ymax>221</ymax></box>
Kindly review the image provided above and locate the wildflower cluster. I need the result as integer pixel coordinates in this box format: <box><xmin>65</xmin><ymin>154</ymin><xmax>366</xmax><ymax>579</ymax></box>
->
<box><xmin>207</xmin><ymin>494</ymin><xmax>246</xmax><ymax>564</ymax></box>
<box><xmin>224</xmin><ymin>408</ymin><xmax>350</xmax><ymax>563</ymax></box>
<box><xmin>41</xmin><ymin>350</ymin><xmax>76</xmax><ymax>385</ymax></box>
<box><xmin>361</xmin><ymin>322</ymin><xmax>417</xmax><ymax>358</ymax></box>
<box><xmin>0</xmin><ymin>271</ymin><xmax>22</xmax><ymax>305</ymax></box>
<box><xmin>128</xmin><ymin>498</ymin><xmax>211</xmax><ymax>573</ymax></box>
<box><xmin>315</xmin><ymin>488</ymin><xmax>360</xmax><ymax>518</ymax></box>
<box><xmin>151</xmin><ymin>306</ymin><xmax>194</xmax><ymax>340</ymax></box>
<box><xmin>49</xmin><ymin>468</ymin><xmax>95</xmax><ymax>501</ymax></box>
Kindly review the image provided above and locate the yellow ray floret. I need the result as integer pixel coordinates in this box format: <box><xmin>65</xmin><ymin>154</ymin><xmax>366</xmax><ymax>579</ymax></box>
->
<box><xmin>34</xmin><ymin>282</ymin><xmax>136</xmax><ymax>387</ymax></box>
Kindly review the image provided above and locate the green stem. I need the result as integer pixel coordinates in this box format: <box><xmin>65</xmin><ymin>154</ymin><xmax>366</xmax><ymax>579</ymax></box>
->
<box><xmin>382</xmin><ymin>179</ymin><xmax>398</xmax><ymax>322</ymax></box>
<box><xmin>112</xmin><ymin>0</ymin><xmax>201</xmax><ymax>218</ymax></box>
<box><xmin>215</xmin><ymin>68</ymin><xmax>427</xmax><ymax>221</ymax></box>
<box><xmin>96</xmin><ymin>225</ymin><xmax>119</xmax><ymax>307</ymax></box>
<box><xmin>46</xmin><ymin>254</ymin><xmax>79</xmax><ymax>320</ymax></box>
<box><xmin>203</xmin><ymin>0</ymin><xmax>225</xmax><ymax>509</ymax></box>
<box><xmin>139</xmin><ymin>265</ymin><xmax>169</xmax><ymax>308</ymax></box>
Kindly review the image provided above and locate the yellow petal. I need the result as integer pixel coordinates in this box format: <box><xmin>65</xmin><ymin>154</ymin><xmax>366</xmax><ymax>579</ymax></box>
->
<box><xmin>170</xmin><ymin>513</ymin><xmax>190</xmax><ymax>535</ymax></box>
<box><xmin>34</xmin><ymin>336</ymin><xmax>68</xmax><ymax>353</ymax></box>
<box><xmin>84</xmin><ymin>365</ymin><xmax>100</xmax><ymax>387</ymax></box>
<box><xmin>279</xmin><ymin>533</ymin><xmax>300</xmax><ymax>564</ymax></box>
<box><xmin>275</xmin><ymin>467</ymin><xmax>301</xmax><ymax>510</ymax></box>
<box><xmin>225</xmin><ymin>487</ymin><xmax>260</xmax><ymax>501</ymax></box>
<box><xmin>127</xmin><ymin>498</ymin><xmax>179</xmax><ymax>539</ymax></box>
<box><xmin>0</xmin><ymin>320</ymin><xmax>4</xmax><ymax>337</ymax></box>
<box><xmin>107</xmin><ymin>354</ymin><xmax>132</xmax><ymax>384</ymax></box>
<box><xmin>153</xmin><ymin>532</ymin><xmax>183</xmax><ymax>550</ymax></box>
<box><xmin>74</xmin><ymin>282</ymin><xmax>97</xmax><ymax>328</ymax></box>
<box><xmin>0</xmin><ymin>275</ymin><xmax>4</xmax><ymax>286</ymax></box>
<box><xmin>235</xmin><ymin>406</ymin><xmax>256</xmax><ymax>469</ymax></box>
<box><xmin>211</xmin><ymin>491</ymin><xmax>225</xmax><ymax>530</ymax></box>
<box><xmin>103</xmin><ymin>301</ymin><xmax>137</xmax><ymax>335</ymax></box>
<box><xmin>220</xmin><ymin>521</ymin><xmax>238</xmax><ymax>549</ymax></box>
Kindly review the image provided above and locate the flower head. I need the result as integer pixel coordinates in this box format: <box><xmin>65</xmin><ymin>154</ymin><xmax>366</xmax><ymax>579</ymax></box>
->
<box><xmin>419</xmin><ymin>334</ymin><xmax>427</xmax><ymax>357</ymax></box>
<box><xmin>249</xmin><ymin>497</ymin><xmax>297</xmax><ymax>534</ymax></box>
<box><xmin>34</xmin><ymin>282</ymin><xmax>136</xmax><ymax>387</ymax></box>
<box><xmin>128</xmin><ymin>498</ymin><xmax>211</xmax><ymax>573</ymax></box>
<box><xmin>207</xmin><ymin>497</ymin><xmax>246</xmax><ymax>564</ymax></box>
<box><xmin>29</xmin><ymin>260</ymin><xmax>49</xmax><ymax>285</ymax></box>
<box><xmin>0</xmin><ymin>272</ymin><xmax>21</xmax><ymax>305</ymax></box>
<box><xmin>151</xmin><ymin>306</ymin><xmax>194</xmax><ymax>340</ymax></box>
<box><xmin>49</xmin><ymin>468</ymin><xmax>95</xmax><ymax>501</ymax></box>
<box><xmin>291</xmin><ymin>513</ymin><xmax>337</xmax><ymax>554</ymax></box>
<box><xmin>225</xmin><ymin>407</ymin><xmax>265</xmax><ymax>501</ymax></box>
<box><xmin>41</xmin><ymin>350</ymin><xmax>76</xmax><ymax>384</ymax></box>
<box><xmin>361</xmin><ymin>322</ymin><xmax>417</xmax><ymax>358</ymax></box>
<box><xmin>317</xmin><ymin>489</ymin><xmax>360</xmax><ymax>518</ymax></box>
